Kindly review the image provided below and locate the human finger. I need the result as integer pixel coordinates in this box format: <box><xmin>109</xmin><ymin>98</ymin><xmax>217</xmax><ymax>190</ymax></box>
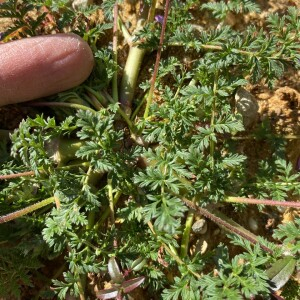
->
<box><xmin>0</xmin><ymin>33</ymin><xmax>94</xmax><ymax>106</ymax></box>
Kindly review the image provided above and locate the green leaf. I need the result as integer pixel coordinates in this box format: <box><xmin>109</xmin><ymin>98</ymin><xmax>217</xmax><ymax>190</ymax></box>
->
<box><xmin>266</xmin><ymin>256</ymin><xmax>296</xmax><ymax>291</ymax></box>
<box><xmin>108</xmin><ymin>257</ymin><xmax>124</xmax><ymax>284</ymax></box>
<box><xmin>122</xmin><ymin>276</ymin><xmax>145</xmax><ymax>294</ymax></box>
<box><xmin>96</xmin><ymin>288</ymin><xmax>119</xmax><ymax>300</ymax></box>
<box><xmin>131</xmin><ymin>257</ymin><xmax>147</xmax><ymax>272</ymax></box>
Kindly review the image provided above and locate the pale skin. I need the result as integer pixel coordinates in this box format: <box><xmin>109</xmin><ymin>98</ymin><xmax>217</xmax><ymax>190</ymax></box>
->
<box><xmin>0</xmin><ymin>33</ymin><xmax>94</xmax><ymax>106</ymax></box>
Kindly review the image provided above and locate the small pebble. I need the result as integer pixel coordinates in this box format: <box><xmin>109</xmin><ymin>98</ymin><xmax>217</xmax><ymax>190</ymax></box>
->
<box><xmin>200</xmin><ymin>240</ymin><xmax>208</xmax><ymax>254</ymax></box>
<box><xmin>248</xmin><ymin>216</ymin><xmax>258</xmax><ymax>232</ymax></box>
<box><xmin>192</xmin><ymin>239</ymin><xmax>208</xmax><ymax>255</ymax></box>
<box><xmin>72</xmin><ymin>0</ymin><xmax>93</xmax><ymax>9</ymax></box>
<box><xmin>276</xmin><ymin>206</ymin><xmax>286</xmax><ymax>213</ymax></box>
<box><xmin>192</xmin><ymin>219</ymin><xmax>207</xmax><ymax>234</ymax></box>
<box><xmin>235</xmin><ymin>87</ymin><xmax>259</xmax><ymax>128</ymax></box>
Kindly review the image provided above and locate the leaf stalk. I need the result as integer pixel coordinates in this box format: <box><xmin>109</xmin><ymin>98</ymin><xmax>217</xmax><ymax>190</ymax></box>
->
<box><xmin>0</xmin><ymin>197</ymin><xmax>54</xmax><ymax>224</ymax></box>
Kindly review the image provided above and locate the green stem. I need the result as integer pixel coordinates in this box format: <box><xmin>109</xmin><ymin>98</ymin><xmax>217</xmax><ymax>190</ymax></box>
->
<box><xmin>119</xmin><ymin>0</ymin><xmax>153</xmax><ymax>115</ymax></box>
<box><xmin>0</xmin><ymin>197</ymin><xmax>54</xmax><ymax>223</ymax></box>
<box><xmin>100</xmin><ymin>90</ymin><xmax>115</xmax><ymax>104</ymax></box>
<box><xmin>118</xmin><ymin>14</ymin><xmax>131</xmax><ymax>43</ymax></box>
<box><xmin>181</xmin><ymin>197</ymin><xmax>274</xmax><ymax>254</ymax></box>
<box><xmin>77</xmin><ymin>273</ymin><xmax>86</xmax><ymax>300</ymax></box>
<box><xmin>147</xmin><ymin>221</ymin><xmax>201</xmax><ymax>279</ymax></box>
<box><xmin>85</xmin><ymin>86</ymin><xmax>108</xmax><ymax>107</ymax></box>
<box><xmin>168</xmin><ymin>42</ymin><xmax>258</xmax><ymax>56</ymax></box>
<box><xmin>99</xmin><ymin>90</ymin><xmax>137</xmax><ymax>133</ymax></box>
<box><xmin>168</xmin><ymin>41</ymin><xmax>298</xmax><ymax>63</ymax></box>
<box><xmin>117</xmin><ymin>105</ymin><xmax>136</xmax><ymax>133</ymax></box>
<box><xmin>255</xmin><ymin>181</ymin><xmax>299</xmax><ymax>188</ymax></box>
<box><xmin>94</xmin><ymin>191</ymin><xmax>122</xmax><ymax>230</ymax></box>
<box><xmin>59</xmin><ymin>92</ymin><xmax>90</xmax><ymax>107</ymax></box>
<box><xmin>59</xmin><ymin>161</ymin><xmax>90</xmax><ymax>170</ymax></box>
<box><xmin>84</xmin><ymin>93</ymin><xmax>103</xmax><ymax>110</ymax></box>
<box><xmin>180</xmin><ymin>208</ymin><xmax>195</xmax><ymax>259</ymax></box>
<box><xmin>163</xmin><ymin>242</ymin><xmax>201</xmax><ymax>279</ymax></box>
<box><xmin>131</xmin><ymin>92</ymin><xmax>147</xmax><ymax>121</ymax></box>
<box><xmin>45</xmin><ymin>138</ymin><xmax>83</xmax><ymax>167</ymax></box>
<box><xmin>147</xmin><ymin>0</ymin><xmax>158</xmax><ymax>23</ymax></box>
<box><xmin>27</xmin><ymin>102</ymin><xmax>96</xmax><ymax>113</ymax></box>
<box><xmin>210</xmin><ymin>71</ymin><xmax>218</xmax><ymax>168</ymax></box>
<box><xmin>173</xmin><ymin>74</ymin><xmax>185</xmax><ymax>100</ymax></box>
<box><xmin>230</xmin><ymin>134</ymin><xmax>300</xmax><ymax>140</ymax></box>
<box><xmin>87</xmin><ymin>211</ymin><xmax>95</xmax><ymax>230</ymax></box>
<box><xmin>81</xmin><ymin>166</ymin><xmax>99</xmax><ymax>229</ymax></box>
<box><xmin>107</xmin><ymin>175</ymin><xmax>115</xmax><ymax>224</ymax></box>
<box><xmin>119</xmin><ymin>46</ymin><xmax>146</xmax><ymax>114</ymax></box>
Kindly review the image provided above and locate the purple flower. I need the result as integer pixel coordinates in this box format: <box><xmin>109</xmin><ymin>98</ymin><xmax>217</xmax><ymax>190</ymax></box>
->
<box><xmin>155</xmin><ymin>15</ymin><xmax>164</xmax><ymax>25</ymax></box>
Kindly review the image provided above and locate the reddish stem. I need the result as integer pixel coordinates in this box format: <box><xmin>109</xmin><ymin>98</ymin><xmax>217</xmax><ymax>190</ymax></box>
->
<box><xmin>112</xmin><ymin>3</ymin><xmax>119</xmax><ymax>102</ymax></box>
<box><xmin>0</xmin><ymin>197</ymin><xmax>54</xmax><ymax>224</ymax></box>
<box><xmin>181</xmin><ymin>197</ymin><xmax>274</xmax><ymax>254</ymax></box>
<box><xmin>0</xmin><ymin>171</ymin><xmax>34</xmax><ymax>180</ymax></box>
<box><xmin>144</xmin><ymin>0</ymin><xmax>171</xmax><ymax>118</ymax></box>
<box><xmin>226</xmin><ymin>197</ymin><xmax>300</xmax><ymax>208</ymax></box>
<box><xmin>150</xmin><ymin>0</ymin><xmax>170</xmax><ymax>85</ymax></box>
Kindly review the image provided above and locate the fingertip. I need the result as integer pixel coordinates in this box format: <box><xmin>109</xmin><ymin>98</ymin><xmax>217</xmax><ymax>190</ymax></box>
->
<box><xmin>0</xmin><ymin>33</ymin><xmax>94</xmax><ymax>106</ymax></box>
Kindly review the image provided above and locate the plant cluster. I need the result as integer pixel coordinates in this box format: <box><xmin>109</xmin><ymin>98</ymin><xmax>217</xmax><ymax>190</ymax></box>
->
<box><xmin>0</xmin><ymin>0</ymin><xmax>300</xmax><ymax>299</ymax></box>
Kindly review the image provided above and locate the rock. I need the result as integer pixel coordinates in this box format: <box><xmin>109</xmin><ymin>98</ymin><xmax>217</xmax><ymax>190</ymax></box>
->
<box><xmin>72</xmin><ymin>0</ymin><xmax>93</xmax><ymax>10</ymax></box>
<box><xmin>248</xmin><ymin>216</ymin><xmax>258</xmax><ymax>232</ymax></box>
<box><xmin>235</xmin><ymin>87</ymin><xmax>259</xmax><ymax>128</ymax></box>
<box><xmin>191</xmin><ymin>238</ymin><xmax>208</xmax><ymax>255</ymax></box>
<box><xmin>192</xmin><ymin>218</ymin><xmax>207</xmax><ymax>234</ymax></box>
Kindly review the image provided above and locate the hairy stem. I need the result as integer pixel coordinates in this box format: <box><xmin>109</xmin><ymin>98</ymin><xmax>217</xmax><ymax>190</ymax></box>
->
<box><xmin>180</xmin><ymin>197</ymin><xmax>197</xmax><ymax>259</ymax></box>
<box><xmin>144</xmin><ymin>0</ymin><xmax>171</xmax><ymax>119</ymax></box>
<box><xmin>0</xmin><ymin>163</ymin><xmax>90</xmax><ymax>181</ymax></box>
<box><xmin>181</xmin><ymin>197</ymin><xmax>274</xmax><ymax>254</ymax></box>
<box><xmin>0</xmin><ymin>170</ymin><xmax>34</xmax><ymax>180</ymax></box>
<box><xmin>226</xmin><ymin>196</ymin><xmax>300</xmax><ymax>208</ymax></box>
<box><xmin>107</xmin><ymin>175</ymin><xmax>115</xmax><ymax>224</ymax></box>
<box><xmin>27</xmin><ymin>101</ymin><xmax>96</xmax><ymax>113</ymax></box>
<box><xmin>230</xmin><ymin>134</ymin><xmax>300</xmax><ymax>140</ymax></box>
<box><xmin>112</xmin><ymin>3</ymin><xmax>119</xmax><ymax>103</ymax></box>
<box><xmin>0</xmin><ymin>197</ymin><xmax>54</xmax><ymax>224</ymax></box>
